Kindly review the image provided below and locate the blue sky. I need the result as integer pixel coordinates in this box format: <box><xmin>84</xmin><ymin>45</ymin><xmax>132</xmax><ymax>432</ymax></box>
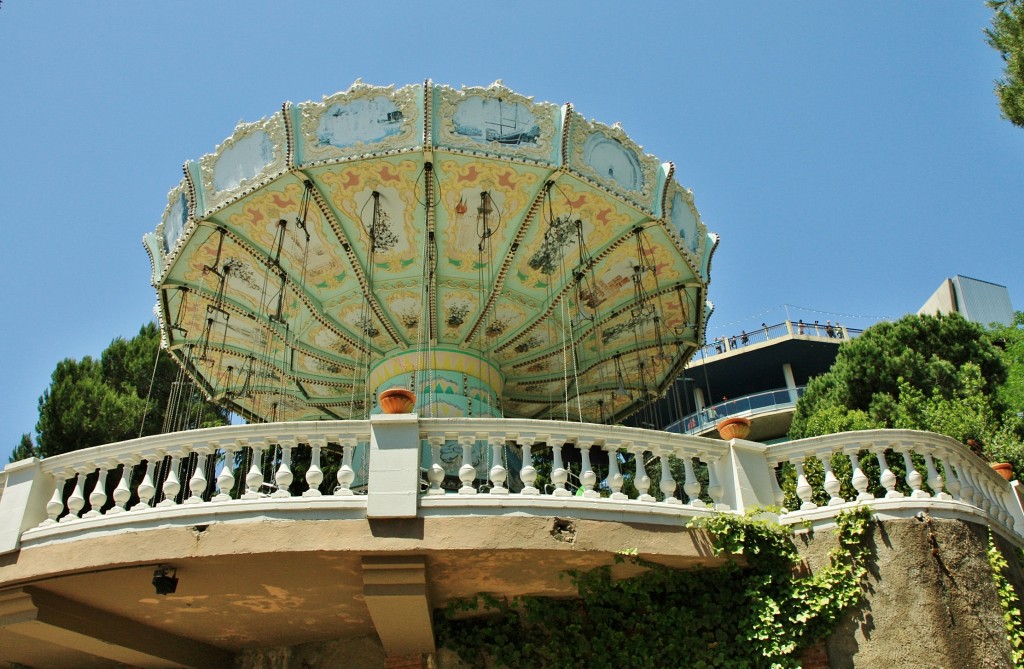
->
<box><xmin>1</xmin><ymin>2</ymin><xmax>1021</xmax><ymax>463</ymax></box>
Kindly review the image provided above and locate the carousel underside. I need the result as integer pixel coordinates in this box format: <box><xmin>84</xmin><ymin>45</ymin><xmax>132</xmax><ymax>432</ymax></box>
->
<box><xmin>145</xmin><ymin>80</ymin><xmax>717</xmax><ymax>425</ymax></box>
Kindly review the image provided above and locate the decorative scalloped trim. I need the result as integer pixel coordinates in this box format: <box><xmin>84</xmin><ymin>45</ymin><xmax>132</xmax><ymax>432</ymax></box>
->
<box><xmin>566</xmin><ymin>112</ymin><xmax>659</xmax><ymax>213</ymax></box>
<box><xmin>296</xmin><ymin>80</ymin><xmax>422</xmax><ymax>166</ymax></box>
<box><xmin>282</xmin><ymin>101</ymin><xmax>295</xmax><ymax>169</ymax></box>
<box><xmin>434</xmin><ymin>81</ymin><xmax>559</xmax><ymax>165</ymax></box>
<box><xmin>199</xmin><ymin>112</ymin><xmax>289</xmax><ymax>212</ymax></box>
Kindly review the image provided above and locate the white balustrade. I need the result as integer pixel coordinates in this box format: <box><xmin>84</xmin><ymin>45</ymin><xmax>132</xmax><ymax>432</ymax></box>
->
<box><xmin>7</xmin><ymin>420</ymin><xmax>1022</xmax><ymax>554</ymax></box>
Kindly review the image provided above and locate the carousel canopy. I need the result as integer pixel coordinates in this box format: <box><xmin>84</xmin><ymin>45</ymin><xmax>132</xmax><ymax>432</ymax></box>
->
<box><xmin>145</xmin><ymin>80</ymin><xmax>717</xmax><ymax>424</ymax></box>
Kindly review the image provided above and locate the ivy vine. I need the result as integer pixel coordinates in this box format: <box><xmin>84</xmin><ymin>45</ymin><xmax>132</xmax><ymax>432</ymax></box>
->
<box><xmin>435</xmin><ymin>507</ymin><xmax>873</xmax><ymax>669</ymax></box>
<box><xmin>988</xmin><ymin>533</ymin><xmax>1024</xmax><ymax>668</ymax></box>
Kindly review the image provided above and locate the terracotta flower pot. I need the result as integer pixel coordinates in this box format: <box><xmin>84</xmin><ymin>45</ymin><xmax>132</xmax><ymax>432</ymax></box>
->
<box><xmin>716</xmin><ymin>416</ymin><xmax>751</xmax><ymax>441</ymax></box>
<box><xmin>379</xmin><ymin>388</ymin><xmax>416</xmax><ymax>414</ymax></box>
<box><xmin>991</xmin><ymin>462</ymin><xmax>1014</xmax><ymax>481</ymax></box>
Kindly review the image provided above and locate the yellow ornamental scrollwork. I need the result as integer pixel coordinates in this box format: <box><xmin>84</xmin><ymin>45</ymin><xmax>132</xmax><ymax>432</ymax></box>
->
<box><xmin>438</xmin><ymin>159</ymin><xmax>540</xmax><ymax>269</ymax></box>
<box><xmin>320</xmin><ymin>159</ymin><xmax>422</xmax><ymax>274</ymax></box>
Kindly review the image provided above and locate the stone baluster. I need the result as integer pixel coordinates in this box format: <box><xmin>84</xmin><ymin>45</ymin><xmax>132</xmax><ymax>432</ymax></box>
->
<box><xmin>41</xmin><ymin>469</ymin><xmax>73</xmax><ymax>526</ymax></box>
<box><xmin>132</xmin><ymin>455</ymin><xmax>159</xmax><ymax>510</ymax></box>
<box><xmin>704</xmin><ymin>456</ymin><xmax>725</xmax><ymax>509</ymax></box>
<box><xmin>549</xmin><ymin>438</ymin><xmax>571</xmax><ymax>497</ymax></box>
<box><xmin>108</xmin><ymin>459</ymin><xmax>137</xmax><ymax>514</ymax></box>
<box><xmin>185</xmin><ymin>446</ymin><xmax>211</xmax><ymax>505</ymax></box>
<box><xmin>519</xmin><ymin>437</ymin><xmax>539</xmax><ymax>496</ymax></box>
<box><xmin>214</xmin><ymin>445</ymin><xmax>238</xmax><ymax>502</ymax></box>
<box><xmin>488</xmin><ymin>435</ymin><xmax>508</xmax><ymax>495</ymax></box>
<box><xmin>978</xmin><ymin>475</ymin><xmax>996</xmax><ymax>516</ymax></box>
<box><xmin>273</xmin><ymin>440</ymin><xmax>295</xmax><ymax>498</ymax></box>
<box><xmin>996</xmin><ymin>485</ymin><xmax>1016</xmax><ymax>529</ymax></box>
<box><xmin>158</xmin><ymin>453</ymin><xmax>183</xmax><ymax>507</ymax></box>
<box><xmin>578</xmin><ymin>439</ymin><xmax>599</xmax><ymax>499</ymax></box>
<box><xmin>946</xmin><ymin>456</ymin><xmax>970</xmax><ymax>503</ymax></box>
<box><xmin>84</xmin><ymin>462</ymin><xmax>114</xmax><ymax>519</ymax></box>
<box><xmin>62</xmin><ymin>469</ymin><xmax>88</xmax><ymax>521</ymax></box>
<box><xmin>875</xmin><ymin>447</ymin><xmax>902</xmax><ymax>499</ymax></box>
<box><xmin>987</xmin><ymin>478</ymin><xmax>1011</xmax><ymax>526</ymax></box>
<box><xmin>241</xmin><ymin>442</ymin><xmax>266</xmax><ymax>499</ymax></box>
<box><xmin>768</xmin><ymin>462</ymin><xmax>787</xmax><ymax>511</ymax></box>
<box><xmin>899</xmin><ymin>446</ymin><xmax>928</xmax><ymax>499</ymax></box>
<box><xmin>605</xmin><ymin>441</ymin><xmax>627</xmax><ymax>500</ymax></box>
<box><xmin>975</xmin><ymin>469</ymin><xmax>993</xmax><ymax>514</ymax></box>
<box><xmin>957</xmin><ymin>460</ymin><xmax>982</xmax><ymax>508</ymax></box>
<box><xmin>793</xmin><ymin>457</ymin><xmax>817</xmax><ymax>511</ymax></box>
<box><xmin>632</xmin><ymin>445</ymin><xmax>655</xmax><ymax>503</ymax></box>
<box><xmin>303</xmin><ymin>438</ymin><xmax>325</xmax><ymax>497</ymax></box>
<box><xmin>425</xmin><ymin>435</ymin><xmax>446</xmax><ymax>496</ymax></box>
<box><xmin>335</xmin><ymin>438</ymin><xmax>357</xmax><ymax>496</ymax></box>
<box><xmin>657</xmin><ymin>448</ymin><xmax>680</xmax><ymax>505</ymax></box>
<box><xmin>846</xmin><ymin>448</ymin><xmax>874</xmax><ymax>502</ymax></box>
<box><xmin>819</xmin><ymin>451</ymin><xmax>844</xmax><ymax>506</ymax></box>
<box><xmin>458</xmin><ymin>435</ymin><xmax>478</xmax><ymax>495</ymax></box>
<box><xmin>922</xmin><ymin>450</ymin><xmax>949</xmax><ymax>500</ymax></box>
<box><xmin>682</xmin><ymin>456</ymin><xmax>703</xmax><ymax>507</ymax></box>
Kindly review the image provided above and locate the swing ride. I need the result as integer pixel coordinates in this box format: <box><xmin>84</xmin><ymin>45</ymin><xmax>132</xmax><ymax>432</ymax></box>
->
<box><xmin>145</xmin><ymin>80</ymin><xmax>717</xmax><ymax>426</ymax></box>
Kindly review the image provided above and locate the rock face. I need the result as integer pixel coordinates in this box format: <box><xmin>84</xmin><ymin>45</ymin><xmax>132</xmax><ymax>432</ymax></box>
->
<box><xmin>797</xmin><ymin>517</ymin><xmax>1021</xmax><ymax>669</ymax></box>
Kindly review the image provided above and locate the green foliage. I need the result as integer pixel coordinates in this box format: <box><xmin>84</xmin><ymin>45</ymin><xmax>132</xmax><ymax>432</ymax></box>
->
<box><xmin>990</xmin><ymin>311</ymin><xmax>1024</xmax><ymax>416</ymax></box>
<box><xmin>35</xmin><ymin>356</ymin><xmax>148</xmax><ymax>459</ymax></box>
<box><xmin>790</xmin><ymin>313</ymin><xmax>1024</xmax><ymax>477</ymax></box>
<box><xmin>29</xmin><ymin>323</ymin><xmax>227</xmax><ymax>460</ymax></box>
<box><xmin>8</xmin><ymin>434</ymin><xmax>37</xmax><ymax>463</ymax></box>
<box><xmin>988</xmin><ymin>533</ymin><xmax>1024</xmax><ymax>667</ymax></box>
<box><xmin>435</xmin><ymin>508</ymin><xmax>873</xmax><ymax>669</ymax></box>
<box><xmin>988</xmin><ymin>0</ymin><xmax>1024</xmax><ymax>128</ymax></box>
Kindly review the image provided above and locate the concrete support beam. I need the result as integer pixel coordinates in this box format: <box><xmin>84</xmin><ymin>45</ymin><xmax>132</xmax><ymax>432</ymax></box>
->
<box><xmin>0</xmin><ymin>587</ymin><xmax>233</xmax><ymax>669</ymax></box>
<box><xmin>368</xmin><ymin>413</ymin><xmax>421</xmax><ymax>518</ymax></box>
<box><xmin>362</xmin><ymin>556</ymin><xmax>435</xmax><ymax>656</ymax></box>
<box><xmin>782</xmin><ymin>362</ymin><xmax>799</xmax><ymax>404</ymax></box>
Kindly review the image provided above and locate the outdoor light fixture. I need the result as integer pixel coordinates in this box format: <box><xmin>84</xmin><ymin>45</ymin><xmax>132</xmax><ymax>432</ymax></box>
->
<box><xmin>152</xmin><ymin>566</ymin><xmax>178</xmax><ymax>595</ymax></box>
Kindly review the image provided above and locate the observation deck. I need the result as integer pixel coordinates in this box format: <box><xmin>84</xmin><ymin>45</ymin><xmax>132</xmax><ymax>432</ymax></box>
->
<box><xmin>648</xmin><ymin>319</ymin><xmax>864</xmax><ymax>441</ymax></box>
<box><xmin>1</xmin><ymin>418</ymin><xmax>1021</xmax><ymax>667</ymax></box>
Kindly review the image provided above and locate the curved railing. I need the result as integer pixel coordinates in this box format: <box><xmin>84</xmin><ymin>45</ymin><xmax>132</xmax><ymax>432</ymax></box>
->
<box><xmin>666</xmin><ymin>386</ymin><xmax>806</xmax><ymax>435</ymax></box>
<box><xmin>1</xmin><ymin>418</ymin><xmax>1022</xmax><ymax>553</ymax></box>
<box><xmin>696</xmin><ymin>320</ymin><xmax>863</xmax><ymax>360</ymax></box>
